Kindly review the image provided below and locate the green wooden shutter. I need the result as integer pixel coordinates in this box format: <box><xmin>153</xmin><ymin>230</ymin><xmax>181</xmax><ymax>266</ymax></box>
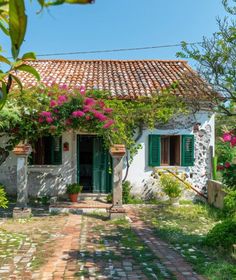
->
<box><xmin>181</xmin><ymin>135</ymin><xmax>195</xmax><ymax>166</ymax></box>
<box><xmin>93</xmin><ymin>137</ymin><xmax>107</xmax><ymax>193</ymax></box>
<box><xmin>51</xmin><ymin>136</ymin><xmax>62</xmax><ymax>165</ymax></box>
<box><xmin>148</xmin><ymin>135</ymin><xmax>161</xmax><ymax>167</ymax></box>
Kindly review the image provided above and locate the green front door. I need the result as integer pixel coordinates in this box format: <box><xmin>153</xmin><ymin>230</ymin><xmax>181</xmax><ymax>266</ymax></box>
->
<box><xmin>93</xmin><ymin>137</ymin><xmax>112</xmax><ymax>193</ymax></box>
<box><xmin>77</xmin><ymin>135</ymin><xmax>112</xmax><ymax>193</ymax></box>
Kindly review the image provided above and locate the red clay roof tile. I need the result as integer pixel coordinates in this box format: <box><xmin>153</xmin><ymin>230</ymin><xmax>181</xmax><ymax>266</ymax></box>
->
<box><xmin>15</xmin><ymin>59</ymin><xmax>212</xmax><ymax>99</ymax></box>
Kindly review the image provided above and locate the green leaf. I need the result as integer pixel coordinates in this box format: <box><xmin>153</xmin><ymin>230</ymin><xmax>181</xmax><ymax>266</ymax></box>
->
<box><xmin>0</xmin><ymin>55</ymin><xmax>11</xmax><ymax>65</ymax></box>
<box><xmin>0</xmin><ymin>20</ymin><xmax>9</xmax><ymax>36</ymax></box>
<box><xmin>16</xmin><ymin>64</ymin><xmax>40</xmax><ymax>81</ymax></box>
<box><xmin>9</xmin><ymin>0</ymin><xmax>27</xmax><ymax>60</ymax></box>
<box><xmin>0</xmin><ymin>81</ymin><xmax>7</xmax><ymax>110</ymax></box>
<box><xmin>11</xmin><ymin>74</ymin><xmax>23</xmax><ymax>91</ymax></box>
<box><xmin>22</xmin><ymin>52</ymin><xmax>36</xmax><ymax>60</ymax></box>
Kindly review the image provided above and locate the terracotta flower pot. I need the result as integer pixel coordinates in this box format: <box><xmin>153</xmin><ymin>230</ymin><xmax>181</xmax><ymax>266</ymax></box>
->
<box><xmin>68</xmin><ymin>193</ymin><xmax>79</xmax><ymax>203</ymax></box>
<box><xmin>13</xmin><ymin>143</ymin><xmax>32</xmax><ymax>156</ymax></box>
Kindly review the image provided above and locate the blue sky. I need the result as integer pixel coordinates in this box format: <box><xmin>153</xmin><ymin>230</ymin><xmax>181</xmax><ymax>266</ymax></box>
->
<box><xmin>1</xmin><ymin>0</ymin><xmax>231</xmax><ymax>68</ymax></box>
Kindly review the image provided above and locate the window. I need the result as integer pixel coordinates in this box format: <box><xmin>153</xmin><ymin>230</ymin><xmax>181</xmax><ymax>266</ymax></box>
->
<box><xmin>29</xmin><ymin>136</ymin><xmax>62</xmax><ymax>165</ymax></box>
<box><xmin>149</xmin><ymin>135</ymin><xmax>194</xmax><ymax>167</ymax></box>
<box><xmin>161</xmin><ymin>136</ymin><xmax>180</xmax><ymax>166</ymax></box>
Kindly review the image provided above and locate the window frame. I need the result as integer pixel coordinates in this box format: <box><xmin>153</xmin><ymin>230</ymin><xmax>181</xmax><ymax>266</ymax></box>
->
<box><xmin>29</xmin><ymin>136</ymin><xmax>62</xmax><ymax>166</ymax></box>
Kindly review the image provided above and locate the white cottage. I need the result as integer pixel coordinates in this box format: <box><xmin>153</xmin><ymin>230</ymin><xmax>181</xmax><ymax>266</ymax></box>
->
<box><xmin>0</xmin><ymin>60</ymin><xmax>215</xmax><ymax>199</ymax></box>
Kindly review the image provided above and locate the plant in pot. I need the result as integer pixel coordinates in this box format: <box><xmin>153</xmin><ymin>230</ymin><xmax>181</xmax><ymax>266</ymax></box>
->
<box><xmin>66</xmin><ymin>183</ymin><xmax>83</xmax><ymax>203</ymax></box>
<box><xmin>160</xmin><ymin>173</ymin><xmax>182</xmax><ymax>205</ymax></box>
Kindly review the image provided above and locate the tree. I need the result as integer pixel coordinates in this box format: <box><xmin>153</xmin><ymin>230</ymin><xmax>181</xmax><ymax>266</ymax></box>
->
<box><xmin>177</xmin><ymin>0</ymin><xmax>236</xmax><ymax>116</ymax></box>
<box><xmin>0</xmin><ymin>0</ymin><xmax>94</xmax><ymax>109</ymax></box>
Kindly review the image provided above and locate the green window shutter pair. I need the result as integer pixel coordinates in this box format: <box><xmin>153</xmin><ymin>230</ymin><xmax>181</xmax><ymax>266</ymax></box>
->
<box><xmin>148</xmin><ymin>134</ymin><xmax>194</xmax><ymax>167</ymax></box>
<box><xmin>51</xmin><ymin>136</ymin><xmax>62</xmax><ymax>165</ymax></box>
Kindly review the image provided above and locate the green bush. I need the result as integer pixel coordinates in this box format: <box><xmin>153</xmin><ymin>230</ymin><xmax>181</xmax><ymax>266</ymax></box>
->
<box><xmin>106</xmin><ymin>181</ymin><xmax>135</xmax><ymax>204</ymax></box>
<box><xmin>0</xmin><ymin>185</ymin><xmax>8</xmax><ymax>208</ymax></box>
<box><xmin>122</xmin><ymin>181</ymin><xmax>132</xmax><ymax>204</ymax></box>
<box><xmin>222</xmin><ymin>164</ymin><xmax>236</xmax><ymax>190</ymax></box>
<box><xmin>160</xmin><ymin>174</ymin><xmax>182</xmax><ymax>199</ymax></box>
<box><xmin>205</xmin><ymin>218</ymin><xmax>236</xmax><ymax>250</ymax></box>
<box><xmin>223</xmin><ymin>190</ymin><xmax>236</xmax><ymax>218</ymax></box>
<box><xmin>66</xmin><ymin>183</ymin><xmax>83</xmax><ymax>194</ymax></box>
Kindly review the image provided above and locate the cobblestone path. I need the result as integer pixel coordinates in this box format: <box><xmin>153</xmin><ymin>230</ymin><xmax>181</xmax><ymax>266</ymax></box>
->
<box><xmin>0</xmin><ymin>211</ymin><xmax>208</xmax><ymax>279</ymax></box>
<box><xmin>127</xmin><ymin>207</ymin><xmax>206</xmax><ymax>280</ymax></box>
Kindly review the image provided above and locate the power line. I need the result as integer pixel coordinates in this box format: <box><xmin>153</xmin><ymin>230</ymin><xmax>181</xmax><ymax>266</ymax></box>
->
<box><xmin>33</xmin><ymin>42</ymin><xmax>202</xmax><ymax>57</ymax></box>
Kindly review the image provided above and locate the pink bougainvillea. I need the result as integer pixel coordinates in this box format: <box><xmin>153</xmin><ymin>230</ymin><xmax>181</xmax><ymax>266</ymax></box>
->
<box><xmin>46</xmin><ymin>117</ymin><xmax>54</xmax><ymax>123</ymax></box>
<box><xmin>103</xmin><ymin>119</ymin><xmax>115</xmax><ymax>129</ymax></box>
<box><xmin>50</xmin><ymin>100</ymin><xmax>57</xmax><ymax>107</ymax></box>
<box><xmin>104</xmin><ymin>108</ymin><xmax>113</xmax><ymax>113</ymax></box>
<box><xmin>230</xmin><ymin>136</ymin><xmax>236</xmax><ymax>147</ymax></box>
<box><xmin>58</xmin><ymin>95</ymin><xmax>67</xmax><ymax>105</ymax></box>
<box><xmin>83</xmin><ymin>105</ymin><xmax>92</xmax><ymax>113</ymax></box>
<box><xmin>40</xmin><ymin>111</ymin><xmax>52</xmax><ymax>117</ymax></box>
<box><xmin>93</xmin><ymin>110</ymin><xmax>107</xmax><ymax>121</ymax></box>
<box><xmin>84</xmin><ymin>97</ymin><xmax>95</xmax><ymax>106</ymax></box>
<box><xmin>222</xmin><ymin>132</ymin><xmax>232</xmax><ymax>142</ymax></box>
<box><xmin>72</xmin><ymin>110</ymin><xmax>85</xmax><ymax>118</ymax></box>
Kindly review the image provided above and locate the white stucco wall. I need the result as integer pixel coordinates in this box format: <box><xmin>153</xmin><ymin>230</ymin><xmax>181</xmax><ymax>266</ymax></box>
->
<box><xmin>125</xmin><ymin>111</ymin><xmax>215</xmax><ymax>196</ymax></box>
<box><xmin>0</xmin><ymin>110</ymin><xmax>215</xmax><ymax>198</ymax></box>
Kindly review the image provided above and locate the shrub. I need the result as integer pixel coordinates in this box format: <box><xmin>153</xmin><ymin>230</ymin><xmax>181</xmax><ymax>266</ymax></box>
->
<box><xmin>122</xmin><ymin>181</ymin><xmax>132</xmax><ymax>204</ymax></box>
<box><xmin>160</xmin><ymin>174</ymin><xmax>182</xmax><ymax>199</ymax></box>
<box><xmin>205</xmin><ymin>218</ymin><xmax>236</xmax><ymax>250</ymax></box>
<box><xmin>106</xmin><ymin>181</ymin><xmax>134</xmax><ymax>204</ymax></box>
<box><xmin>221</xmin><ymin>163</ymin><xmax>236</xmax><ymax>190</ymax></box>
<box><xmin>223</xmin><ymin>190</ymin><xmax>236</xmax><ymax>218</ymax></box>
<box><xmin>66</xmin><ymin>183</ymin><xmax>83</xmax><ymax>194</ymax></box>
<box><xmin>0</xmin><ymin>184</ymin><xmax>8</xmax><ymax>209</ymax></box>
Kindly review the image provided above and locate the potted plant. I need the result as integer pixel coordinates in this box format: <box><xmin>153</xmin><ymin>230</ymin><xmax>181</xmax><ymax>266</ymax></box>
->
<box><xmin>160</xmin><ymin>173</ymin><xmax>182</xmax><ymax>205</ymax></box>
<box><xmin>66</xmin><ymin>183</ymin><xmax>83</xmax><ymax>202</ymax></box>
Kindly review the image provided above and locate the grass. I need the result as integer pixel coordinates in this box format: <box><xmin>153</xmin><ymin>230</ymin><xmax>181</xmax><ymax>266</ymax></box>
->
<box><xmin>139</xmin><ymin>202</ymin><xmax>236</xmax><ymax>280</ymax></box>
<box><xmin>109</xmin><ymin>218</ymin><xmax>176</xmax><ymax>280</ymax></box>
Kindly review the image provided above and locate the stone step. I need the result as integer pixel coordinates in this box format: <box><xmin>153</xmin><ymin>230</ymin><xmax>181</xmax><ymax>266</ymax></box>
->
<box><xmin>78</xmin><ymin>193</ymin><xmax>108</xmax><ymax>201</ymax></box>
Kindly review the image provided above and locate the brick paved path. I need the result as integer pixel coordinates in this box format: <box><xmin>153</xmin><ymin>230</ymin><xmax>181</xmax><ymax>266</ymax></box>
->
<box><xmin>127</xmin><ymin>207</ymin><xmax>206</xmax><ymax>280</ymax></box>
<box><xmin>32</xmin><ymin>215</ymin><xmax>82</xmax><ymax>280</ymax></box>
<box><xmin>0</xmin><ymin>211</ymin><xmax>208</xmax><ymax>280</ymax></box>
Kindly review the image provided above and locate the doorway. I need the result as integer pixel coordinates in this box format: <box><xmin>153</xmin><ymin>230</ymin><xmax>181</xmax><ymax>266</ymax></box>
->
<box><xmin>77</xmin><ymin>135</ymin><xmax>112</xmax><ymax>193</ymax></box>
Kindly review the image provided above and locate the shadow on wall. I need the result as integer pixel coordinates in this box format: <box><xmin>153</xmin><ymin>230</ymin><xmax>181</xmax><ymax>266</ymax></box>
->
<box><xmin>27</xmin><ymin>159</ymin><xmax>74</xmax><ymax>197</ymax></box>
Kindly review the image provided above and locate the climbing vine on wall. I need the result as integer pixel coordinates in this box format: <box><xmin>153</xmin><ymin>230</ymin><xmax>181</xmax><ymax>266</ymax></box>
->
<box><xmin>0</xmin><ymin>83</ymin><xmax>186</xmax><ymax>157</ymax></box>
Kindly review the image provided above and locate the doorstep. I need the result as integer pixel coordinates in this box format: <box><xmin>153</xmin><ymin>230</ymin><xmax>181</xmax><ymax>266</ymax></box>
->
<box><xmin>49</xmin><ymin>200</ymin><xmax>112</xmax><ymax>214</ymax></box>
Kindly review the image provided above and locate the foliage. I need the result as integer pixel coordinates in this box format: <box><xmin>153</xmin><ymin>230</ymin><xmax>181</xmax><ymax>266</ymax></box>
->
<box><xmin>107</xmin><ymin>180</ymin><xmax>144</xmax><ymax>204</ymax></box>
<box><xmin>0</xmin><ymin>84</ymin><xmax>185</xmax><ymax>159</ymax></box>
<box><xmin>0</xmin><ymin>0</ymin><xmax>94</xmax><ymax>109</ymax></box>
<box><xmin>215</xmin><ymin>115</ymin><xmax>236</xmax><ymax>164</ymax></box>
<box><xmin>122</xmin><ymin>180</ymin><xmax>132</xmax><ymax>204</ymax></box>
<box><xmin>160</xmin><ymin>173</ymin><xmax>182</xmax><ymax>199</ymax></box>
<box><xmin>141</xmin><ymin>203</ymin><xmax>236</xmax><ymax>280</ymax></box>
<box><xmin>223</xmin><ymin>190</ymin><xmax>236</xmax><ymax>217</ymax></box>
<box><xmin>177</xmin><ymin>2</ymin><xmax>236</xmax><ymax>116</ymax></box>
<box><xmin>0</xmin><ymin>184</ymin><xmax>8</xmax><ymax>208</ymax></box>
<box><xmin>221</xmin><ymin>163</ymin><xmax>236</xmax><ymax>190</ymax></box>
<box><xmin>66</xmin><ymin>183</ymin><xmax>83</xmax><ymax>194</ymax></box>
<box><xmin>205</xmin><ymin>218</ymin><xmax>236</xmax><ymax>250</ymax></box>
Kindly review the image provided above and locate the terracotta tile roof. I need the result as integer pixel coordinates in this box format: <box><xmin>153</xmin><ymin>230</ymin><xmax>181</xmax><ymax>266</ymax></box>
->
<box><xmin>16</xmin><ymin>59</ymin><xmax>212</xmax><ymax>99</ymax></box>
